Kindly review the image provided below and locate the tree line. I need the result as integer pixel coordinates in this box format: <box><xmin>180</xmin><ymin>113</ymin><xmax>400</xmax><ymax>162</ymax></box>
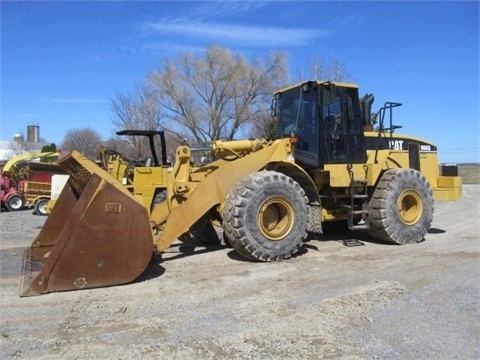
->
<box><xmin>58</xmin><ymin>46</ymin><xmax>352</xmax><ymax>161</ymax></box>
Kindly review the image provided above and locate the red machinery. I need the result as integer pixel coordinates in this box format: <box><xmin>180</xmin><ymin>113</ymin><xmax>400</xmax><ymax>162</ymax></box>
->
<box><xmin>0</xmin><ymin>152</ymin><xmax>65</xmax><ymax>215</ymax></box>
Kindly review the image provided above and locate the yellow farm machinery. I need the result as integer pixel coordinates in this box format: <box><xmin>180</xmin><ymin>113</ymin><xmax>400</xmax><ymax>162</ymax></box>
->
<box><xmin>20</xmin><ymin>81</ymin><xmax>461</xmax><ymax>296</ymax></box>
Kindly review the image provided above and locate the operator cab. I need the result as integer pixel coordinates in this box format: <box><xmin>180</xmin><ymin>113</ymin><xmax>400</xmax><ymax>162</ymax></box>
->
<box><xmin>273</xmin><ymin>81</ymin><xmax>367</xmax><ymax>167</ymax></box>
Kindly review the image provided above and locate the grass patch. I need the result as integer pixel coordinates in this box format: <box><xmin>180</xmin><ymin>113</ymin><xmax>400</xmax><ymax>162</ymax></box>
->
<box><xmin>458</xmin><ymin>165</ymin><xmax>480</xmax><ymax>184</ymax></box>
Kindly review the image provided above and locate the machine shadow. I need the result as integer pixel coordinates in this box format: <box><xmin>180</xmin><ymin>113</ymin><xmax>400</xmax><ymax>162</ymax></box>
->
<box><xmin>136</xmin><ymin>240</ymin><xmax>228</xmax><ymax>282</ymax></box>
<box><xmin>307</xmin><ymin>222</ymin><xmax>392</xmax><ymax>246</ymax></box>
<box><xmin>136</xmin><ymin>224</ymin><xmax>449</xmax><ymax>283</ymax></box>
<box><xmin>136</xmin><ymin>256</ymin><xmax>166</xmax><ymax>282</ymax></box>
<box><xmin>428</xmin><ymin>228</ymin><xmax>446</xmax><ymax>234</ymax></box>
<box><xmin>226</xmin><ymin>245</ymin><xmax>309</xmax><ymax>263</ymax></box>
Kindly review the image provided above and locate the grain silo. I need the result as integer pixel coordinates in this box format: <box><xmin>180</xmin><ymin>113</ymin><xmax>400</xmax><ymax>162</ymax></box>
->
<box><xmin>27</xmin><ymin>124</ymin><xmax>40</xmax><ymax>142</ymax></box>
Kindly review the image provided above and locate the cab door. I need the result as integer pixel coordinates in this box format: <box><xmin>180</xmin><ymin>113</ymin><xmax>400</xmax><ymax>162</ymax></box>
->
<box><xmin>321</xmin><ymin>87</ymin><xmax>366</xmax><ymax>164</ymax></box>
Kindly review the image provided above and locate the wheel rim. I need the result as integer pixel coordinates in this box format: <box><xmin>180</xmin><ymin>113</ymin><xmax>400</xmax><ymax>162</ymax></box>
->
<box><xmin>10</xmin><ymin>198</ymin><xmax>23</xmax><ymax>210</ymax></box>
<box><xmin>257</xmin><ymin>197</ymin><xmax>294</xmax><ymax>241</ymax></box>
<box><xmin>38</xmin><ymin>201</ymin><xmax>48</xmax><ymax>214</ymax></box>
<box><xmin>397</xmin><ymin>190</ymin><xmax>423</xmax><ymax>225</ymax></box>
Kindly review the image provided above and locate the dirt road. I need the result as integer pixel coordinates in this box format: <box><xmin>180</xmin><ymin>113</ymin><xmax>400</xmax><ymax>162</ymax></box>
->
<box><xmin>1</xmin><ymin>185</ymin><xmax>479</xmax><ymax>359</ymax></box>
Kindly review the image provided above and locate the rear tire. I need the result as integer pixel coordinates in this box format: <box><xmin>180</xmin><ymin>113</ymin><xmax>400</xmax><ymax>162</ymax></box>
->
<box><xmin>6</xmin><ymin>194</ymin><xmax>25</xmax><ymax>212</ymax></box>
<box><xmin>222</xmin><ymin>171</ymin><xmax>308</xmax><ymax>261</ymax></box>
<box><xmin>34</xmin><ymin>199</ymin><xmax>49</xmax><ymax>216</ymax></box>
<box><xmin>190</xmin><ymin>212</ymin><xmax>221</xmax><ymax>245</ymax></box>
<box><xmin>369</xmin><ymin>168</ymin><xmax>434</xmax><ymax>244</ymax></box>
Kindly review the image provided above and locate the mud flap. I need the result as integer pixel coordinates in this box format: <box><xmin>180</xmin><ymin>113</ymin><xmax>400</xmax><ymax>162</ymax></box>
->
<box><xmin>20</xmin><ymin>154</ymin><xmax>153</xmax><ymax>296</ymax></box>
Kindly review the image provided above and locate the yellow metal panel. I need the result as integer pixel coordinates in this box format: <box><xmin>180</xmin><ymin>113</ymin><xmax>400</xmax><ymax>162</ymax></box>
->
<box><xmin>434</xmin><ymin>175</ymin><xmax>462</xmax><ymax>201</ymax></box>
<box><xmin>152</xmin><ymin>139</ymin><xmax>295</xmax><ymax>251</ymax></box>
<box><xmin>2</xmin><ymin>152</ymin><xmax>59</xmax><ymax>173</ymax></box>
<box><xmin>366</xmin><ymin>149</ymin><xmax>441</xmax><ymax>189</ymax></box>
<box><xmin>363</xmin><ymin>131</ymin><xmax>436</xmax><ymax>146</ymax></box>
<box><xmin>323</xmin><ymin>164</ymin><xmax>372</xmax><ymax>187</ymax></box>
<box><xmin>322</xmin><ymin>164</ymin><xmax>351</xmax><ymax>187</ymax></box>
<box><xmin>433</xmin><ymin>187</ymin><xmax>462</xmax><ymax>201</ymax></box>
<box><xmin>437</xmin><ymin>176</ymin><xmax>462</xmax><ymax>188</ymax></box>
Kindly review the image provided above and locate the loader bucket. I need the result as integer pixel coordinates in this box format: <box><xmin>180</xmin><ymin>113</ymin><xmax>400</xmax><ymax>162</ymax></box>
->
<box><xmin>20</xmin><ymin>151</ymin><xmax>153</xmax><ymax>296</ymax></box>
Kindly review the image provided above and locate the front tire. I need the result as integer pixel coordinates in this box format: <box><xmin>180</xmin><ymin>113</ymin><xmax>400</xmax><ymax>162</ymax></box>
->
<box><xmin>369</xmin><ymin>168</ymin><xmax>434</xmax><ymax>244</ymax></box>
<box><xmin>222</xmin><ymin>171</ymin><xmax>308</xmax><ymax>261</ymax></box>
<box><xmin>6</xmin><ymin>194</ymin><xmax>25</xmax><ymax>211</ymax></box>
<box><xmin>34</xmin><ymin>199</ymin><xmax>49</xmax><ymax>216</ymax></box>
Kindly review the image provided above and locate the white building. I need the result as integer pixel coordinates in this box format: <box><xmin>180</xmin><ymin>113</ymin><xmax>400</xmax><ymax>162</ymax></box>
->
<box><xmin>0</xmin><ymin>125</ymin><xmax>52</xmax><ymax>163</ymax></box>
<box><xmin>0</xmin><ymin>140</ymin><xmax>51</xmax><ymax>162</ymax></box>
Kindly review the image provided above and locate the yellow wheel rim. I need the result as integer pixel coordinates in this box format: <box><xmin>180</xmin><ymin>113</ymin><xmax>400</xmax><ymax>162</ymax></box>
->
<box><xmin>397</xmin><ymin>190</ymin><xmax>423</xmax><ymax>225</ymax></box>
<box><xmin>257</xmin><ymin>197</ymin><xmax>294</xmax><ymax>241</ymax></box>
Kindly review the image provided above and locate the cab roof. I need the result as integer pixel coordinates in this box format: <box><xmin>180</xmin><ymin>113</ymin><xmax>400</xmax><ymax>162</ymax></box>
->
<box><xmin>274</xmin><ymin>80</ymin><xmax>359</xmax><ymax>94</ymax></box>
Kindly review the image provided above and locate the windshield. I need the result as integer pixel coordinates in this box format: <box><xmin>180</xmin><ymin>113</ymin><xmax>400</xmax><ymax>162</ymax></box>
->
<box><xmin>275</xmin><ymin>87</ymin><xmax>301</xmax><ymax>138</ymax></box>
<box><xmin>275</xmin><ymin>86</ymin><xmax>318</xmax><ymax>161</ymax></box>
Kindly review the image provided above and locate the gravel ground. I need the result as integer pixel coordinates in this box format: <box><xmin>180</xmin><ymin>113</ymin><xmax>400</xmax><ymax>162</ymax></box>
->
<box><xmin>0</xmin><ymin>185</ymin><xmax>479</xmax><ymax>359</ymax></box>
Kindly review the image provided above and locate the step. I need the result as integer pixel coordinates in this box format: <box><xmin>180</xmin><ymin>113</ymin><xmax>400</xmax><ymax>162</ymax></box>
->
<box><xmin>349</xmin><ymin>224</ymin><xmax>370</xmax><ymax>230</ymax></box>
<box><xmin>342</xmin><ymin>238</ymin><xmax>365</xmax><ymax>246</ymax></box>
<box><xmin>351</xmin><ymin>210</ymin><xmax>369</xmax><ymax>215</ymax></box>
<box><xmin>352</xmin><ymin>194</ymin><xmax>368</xmax><ymax>199</ymax></box>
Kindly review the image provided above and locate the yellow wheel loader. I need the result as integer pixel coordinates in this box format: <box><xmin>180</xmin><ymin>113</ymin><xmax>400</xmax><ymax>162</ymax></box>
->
<box><xmin>20</xmin><ymin>81</ymin><xmax>461</xmax><ymax>296</ymax></box>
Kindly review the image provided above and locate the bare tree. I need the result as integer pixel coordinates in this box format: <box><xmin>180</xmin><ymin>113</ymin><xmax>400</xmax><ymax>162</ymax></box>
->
<box><xmin>60</xmin><ymin>128</ymin><xmax>103</xmax><ymax>160</ymax></box>
<box><xmin>295</xmin><ymin>55</ymin><xmax>353</xmax><ymax>82</ymax></box>
<box><xmin>8</xmin><ymin>132</ymin><xmax>35</xmax><ymax>156</ymax></box>
<box><xmin>250</xmin><ymin>56</ymin><xmax>353</xmax><ymax>139</ymax></box>
<box><xmin>102</xmin><ymin>131</ymin><xmax>181</xmax><ymax>165</ymax></box>
<box><xmin>102</xmin><ymin>136</ymin><xmax>133</xmax><ymax>158</ymax></box>
<box><xmin>148</xmin><ymin>45</ymin><xmax>287</xmax><ymax>146</ymax></box>
<box><xmin>9</xmin><ymin>139</ymin><xmax>27</xmax><ymax>156</ymax></box>
<box><xmin>249</xmin><ymin>111</ymin><xmax>277</xmax><ymax>140</ymax></box>
<box><xmin>110</xmin><ymin>82</ymin><xmax>166</xmax><ymax>159</ymax></box>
